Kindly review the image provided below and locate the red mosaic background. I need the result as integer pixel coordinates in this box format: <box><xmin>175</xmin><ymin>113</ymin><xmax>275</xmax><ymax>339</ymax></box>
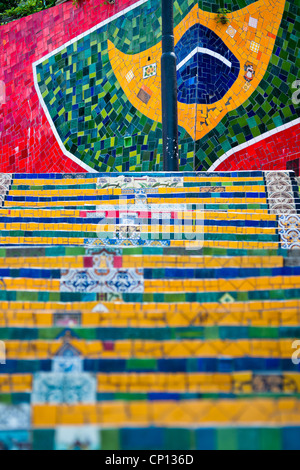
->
<box><xmin>215</xmin><ymin>123</ymin><xmax>300</xmax><ymax>172</ymax></box>
<box><xmin>0</xmin><ymin>0</ymin><xmax>299</xmax><ymax>173</ymax></box>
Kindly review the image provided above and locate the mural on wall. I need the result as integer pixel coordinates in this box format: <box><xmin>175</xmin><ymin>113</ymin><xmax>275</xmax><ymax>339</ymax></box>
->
<box><xmin>109</xmin><ymin>0</ymin><xmax>284</xmax><ymax>141</ymax></box>
<box><xmin>0</xmin><ymin>0</ymin><xmax>299</xmax><ymax>172</ymax></box>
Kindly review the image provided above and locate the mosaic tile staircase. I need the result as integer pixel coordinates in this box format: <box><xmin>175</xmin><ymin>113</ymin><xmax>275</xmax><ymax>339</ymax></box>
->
<box><xmin>0</xmin><ymin>171</ymin><xmax>300</xmax><ymax>450</ymax></box>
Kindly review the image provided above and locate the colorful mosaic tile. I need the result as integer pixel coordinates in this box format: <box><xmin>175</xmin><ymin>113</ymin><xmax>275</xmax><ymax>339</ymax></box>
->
<box><xmin>0</xmin><ymin>170</ymin><xmax>299</xmax><ymax>450</ymax></box>
<box><xmin>31</xmin><ymin>372</ymin><xmax>97</xmax><ymax>404</ymax></box>
<box><xmin>0</xmin><ymin>0</ymin><xmax>300</xmax><ymax>451</ymax></box>
<box><xmin>279</xmin><ymin>214</ymin><xmax>300</xmax><ymax>249</ymax></box>
<box><xmin>0</xmin><ymin>0</ymin><xmax>299</xmax><ymax>173</ymax></box>
<box><xmin>265</xmin><ymin>171</ymin><xmax>297</xmax><ymax>214</ymax></box>
<box><xmin>0</xmin><ymin>405</ymin><xmax>31</xmax><ymax>431</ymax></box>
<box><xmin>60</xmin><ymin>268</ymin><xmax>144</xmax><ymax>294</ymax></box>
<box><xmin>0</xmin><ymin>174</ymin><xmax>12</xmax><ymax>207</ymax></box>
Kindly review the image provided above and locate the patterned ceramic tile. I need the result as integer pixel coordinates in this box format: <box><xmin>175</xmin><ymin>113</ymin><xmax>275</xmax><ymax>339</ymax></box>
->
<box><xmin>250</xmin><ymin>41</ymin><xmax>260</xmax><ymax>53</ymax></box>
<box><xmin>96</xmin><ymin>176</ymin><xmax>184</xmax><ymax>189</ymax></box>
<box><xmin>143</xmin><ymin>63</ymin><xmax>157</xmax><ymax>79</ymax></box>
<box><xmin>125</xmin><ymin>70</ymin><xmax>134</xmax><ymax>83</ymax></box>
<box><xmin>53</xmin><ymin>312</ymin><xmax>82</xmax><ymax>327</ymax></box>
<box><xmin>84</xmin><ymin>238</ymin><xmax>171</xmax><ymax>247</ymax></box>
<box><xmin>226</xmin><ymin>25</ymin><xmax>237</xmax><ymax>38</ymax></box>
<box><xmin>60</xmin><ymin>268</ymin><xmax>144</xmax><ymax>293</ymax></box>
<box><xmin>89</xmin><ymin>248</ymin><xmax>121</xmax><ymax>268</ymax></box>
<box><xmin>32</xmin><ymin>373</ymin><xmax>97</xmax><ymax>404</ymax></box>
<box><xmin>52</xmin><ymin>358</ymin><xmax>83</xmax><ymax>374</ymax></box>
<box><xmin>55</xmin><ymin>426</ymin><xmax>100</xmax><ymax>451</ymax></box>
<box><xmin>278</xmin><ymin>215</ymin><xmax>300</xmax><ymax>249</ymax></box>
<box><xmin>249</xmin><ymin>17</ymin><xmax>258</xmax><ymax>29</ymax></box>
<box><xmin>0</xmin><ymin>405</ymin><xmax>31</xmax><ymax>431</ymax></box>
<box><xmin>0</xmin><ymin>174</ymin><xmax>12</xmax><ymax>206</ymax></box>
<box><xmin>0</xmin><ymin>431</ymin><xmax>31</xmax><ymax>451</ymax></box>
<box><xmin>265</xmin><ymin>172</ymin><xmax>297</xmax><ymax>214</ymax></box>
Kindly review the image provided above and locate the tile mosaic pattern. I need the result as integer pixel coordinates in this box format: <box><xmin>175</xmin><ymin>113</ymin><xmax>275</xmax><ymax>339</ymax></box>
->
<box><xmin>29</xmin><ymin>427</ymin><xmax>300</xmax><ymax>451</ymax></box>
<box><xmin>96</xmin><ymin>175</ymin><xmax>184</xmax><ymax>189</ymax></box>
<box><xmin>175</xmin><ymin>23</ymin><xmax>240</xmax><ymax>105</ymax></box>
<box><xmin>279</xmin><ymin>215</ymin><xmax>300</xmax><ymax>249</ymax></box>
<box><xmin>0</xmin><ymin>171</ymin><xmax>299</xmax><ymax>450</ymax></box>
<box><xmin>31</xmin><ymin>372</ymin><xmax>97</xmax><ymax>404</ymax></box>
<box><xmin>60</xmin><ymin>268</ymin><xmax>144</xmax><ymax>293</ymax></box>
<box><xmin>0</xmin><ymin>0</ymin><xmax>299</xmax><ymax>173</ymax></box>
<box><xmin>265</xmin><ymin>171</ymin><xmax>297</xmax><ymax>214</ymax></box>
<box><xmin>0</xmin><ymin>174</ymin><xmax>12</xmax><ymax>207</ymax></box>
<box><xmin>109</xmin><ymin>0</ymin><xmax>287</xmax><ymax>143</ymax></box>
<box><xmin>0</xmin><ymin>405</ymin><xmax>31</xmax><ymax>431</ymax></box>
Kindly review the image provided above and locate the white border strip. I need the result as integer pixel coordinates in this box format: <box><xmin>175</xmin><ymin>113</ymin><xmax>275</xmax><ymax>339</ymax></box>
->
<box><xmin>208</xmin><ymin>117</ymin><xmax>300</xmax><ymax>172</ymax></box>
<box><xmin>32</xmin><ymin>0</ymin><xmax>149</xmax><ymax>172</ymax></box>
<box><xmin>177</xmin><ymin>46</ymin><xmax>231</xmax><ymax>71</ymax></box>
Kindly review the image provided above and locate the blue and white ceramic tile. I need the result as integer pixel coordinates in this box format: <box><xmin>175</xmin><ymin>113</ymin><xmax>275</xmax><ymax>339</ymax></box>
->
<box><xmin>60</xmin><ymin>268</ymin><xmax>144</xmax><ymax>294</ymax></box>
<box><xmin>265</xmin><ymin>171</ymin><xmax>296</xmax><ymax>214</ymax></box>
<box><xmin>0</xmin><ymin>431</ymin><xmax>31</xmax><ymax>451</ymax></box>
<box><xmin>32</xmin><ymin>372</ymin><xmax>97</xmax><ymax>404</ymax></box>
<box><xmin>278</xmin><ymin>214</ymin><xmax>300</xmax><ymax>249</ymax></box>
<box><xmin>0</xmin><ymin>405</ymin><xmax>31</xmax><ymax>431</ymax></box>
<box><xmin>55</xmin><ymin>426</ymin><xmax>100</xmax><ymax>451</ymax></box>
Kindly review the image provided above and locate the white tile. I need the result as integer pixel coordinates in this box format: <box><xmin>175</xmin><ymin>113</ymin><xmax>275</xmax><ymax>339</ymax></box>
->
<box><xmin>249</xmin><ymin>17</ymin><xmax>258</xmax><ymax>29</ymax></box>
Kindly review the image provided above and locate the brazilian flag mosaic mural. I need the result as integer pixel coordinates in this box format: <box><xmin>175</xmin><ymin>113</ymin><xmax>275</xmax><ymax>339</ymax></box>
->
<box><xmin>33</xmin><ymin>0</ymin><xmax>299</xmax><ymax>172</ymax></box>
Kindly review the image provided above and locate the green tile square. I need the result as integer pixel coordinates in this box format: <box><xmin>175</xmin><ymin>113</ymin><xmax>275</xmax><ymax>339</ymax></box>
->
<box><xmin>33</xmin><ymin>430</ymin><xmax>55</xmax><ymax>451</ymax></box>
<box><xmin>237</xmin><ymin>428</ymin><xmax>260</xmax><ymax>450</ymax></box>
<box><xmin>164</xmin><ymin>428</ymin><xmax>193</xmax><ymax>450</ymax></box>
<box><xmin>101</xmin><ymin>429</ymin><xmax>120</xmax><ymax>450</ymax></box>
<box><xmin>260</xmin><ymin>428</ymin><xmax>282</xmax><ymax>450</ymax></box>
<box><xmin>217</xmin><ymin>428</ymin><xmax>238</xmax><ymax>450</ymax></box>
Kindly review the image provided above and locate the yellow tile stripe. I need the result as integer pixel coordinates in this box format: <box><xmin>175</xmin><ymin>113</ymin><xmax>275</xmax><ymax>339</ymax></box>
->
<box><xmin>3</xmin><ymin>279</ymin><xmax>60</xmax><ymax>291</ymax></box>
<box><xmin>143</xmin><ymin>276</ymin><xmax>299</xmax><ymax>293</ymax></box>
<box><xmin>0</xmin><ymin>255</ymin><xmax>284</xmax><ymax>269</ymax></box>
<box><xmin>3</xmin><ymin>339</ymin><xmax>297</xmax><ymax>359</ymax></box>
<box><xmin>96</xmin><ymin>372</ymin><xmax>300</xmax><ymax>394</ymax></box>
<box><xmin>0</xmin><ymin>312</ymin><xmax>55</xmax><ymax>328</ymax></box>
<box><xmin>0</xmin><ymin>256</ymin><xmax>86</xmax><ymax>269</ymax></box>
<box><xmin>1</xmin><ymin>306</ymin><xmax>299</xmax><ymax>328</ymax></box>
<box><xmin>0</xmin><ymin>209</ymin><xmax>276</xmax><ymax>220</ymax></box>
<box><xmin>32</xmin><ymin>398</ymin><xmax>300</xmax><ymax>427</ymax></box>
<box><xmin>1</xmin><ymin>373</ymin><xmax>299</xmax><ymax>394</ymax></box>
<box><xmin>1</xmin><ymin>299</ymin><xmax>298</xmax><ymax>313</ymax></box>
<box><xmin>121</xmin><ymin>255</ymin><xmax>283</xmax><ymax>269</ymax></box>
<box><xmin>13</xmin><ymin>179</ymin><xmax>101</xmax><ymax>186</ymax></box>
<box><xmin>0</xmin><ymin>374</ymin><xmax>32</xmax><ymax>393</ymax></box>
<box><xmin>3</xmin><ymin>197</ymin><xmax>268</xmax><ymax>207</ymax></box>
<box><xmin>0</xmin><ymin>222</ymin><xmax>277</xmax><ymax>236</ymax></box>
<box><xmin>0</xmin><ymin>237</ymin><xmax>279</xmax><ymax>249</ymax></box>
<box><xmin>8</xmin><ymin>185</ymin><xmax>266</xmax><ymax>197</ymax></box>
<box><xmin>13</xmin><ymin>176</ymin><xmax>265</xmax><ymax>186</ymax></box>
<box><xmin>2</xmin><ymin>275</ymin><xmax>299</xmax><ymax>293</ymax></box>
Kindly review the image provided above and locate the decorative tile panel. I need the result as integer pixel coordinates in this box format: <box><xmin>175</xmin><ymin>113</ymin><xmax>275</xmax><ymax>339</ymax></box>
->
<box><xmin>0</xmin><ymin>405</ymin><xmax>31</xmax><ymax>431</ymax></box>
<box><xmin>0</xmin><ymin>174</ymin><xmax>12</xmax><ymax>206</ymax></box>
<box><xmin>32</xmin><ymin>373</ymin><xmax>97</xmax><ymax>404</ymax></box>
<box><xmin>278</xmin><ymin>215</ymin><xmax>300</xmax><ymax>249</ymax></box>
<box><xmin>60</xmin><ymin>268</ymin><xmax>144</xmax><ymax>293</ymax></box>
<box><xmin>265</xmin><ymin>172</ymin><xmax>297</xmax><ymax>214</ymax></box>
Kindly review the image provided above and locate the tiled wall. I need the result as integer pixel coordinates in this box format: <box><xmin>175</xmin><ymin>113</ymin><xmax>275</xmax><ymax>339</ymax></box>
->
<box><xmin>0</xmin><ymin>0</ymin><xmax>299</xmax><ymax>173</ymax></box>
